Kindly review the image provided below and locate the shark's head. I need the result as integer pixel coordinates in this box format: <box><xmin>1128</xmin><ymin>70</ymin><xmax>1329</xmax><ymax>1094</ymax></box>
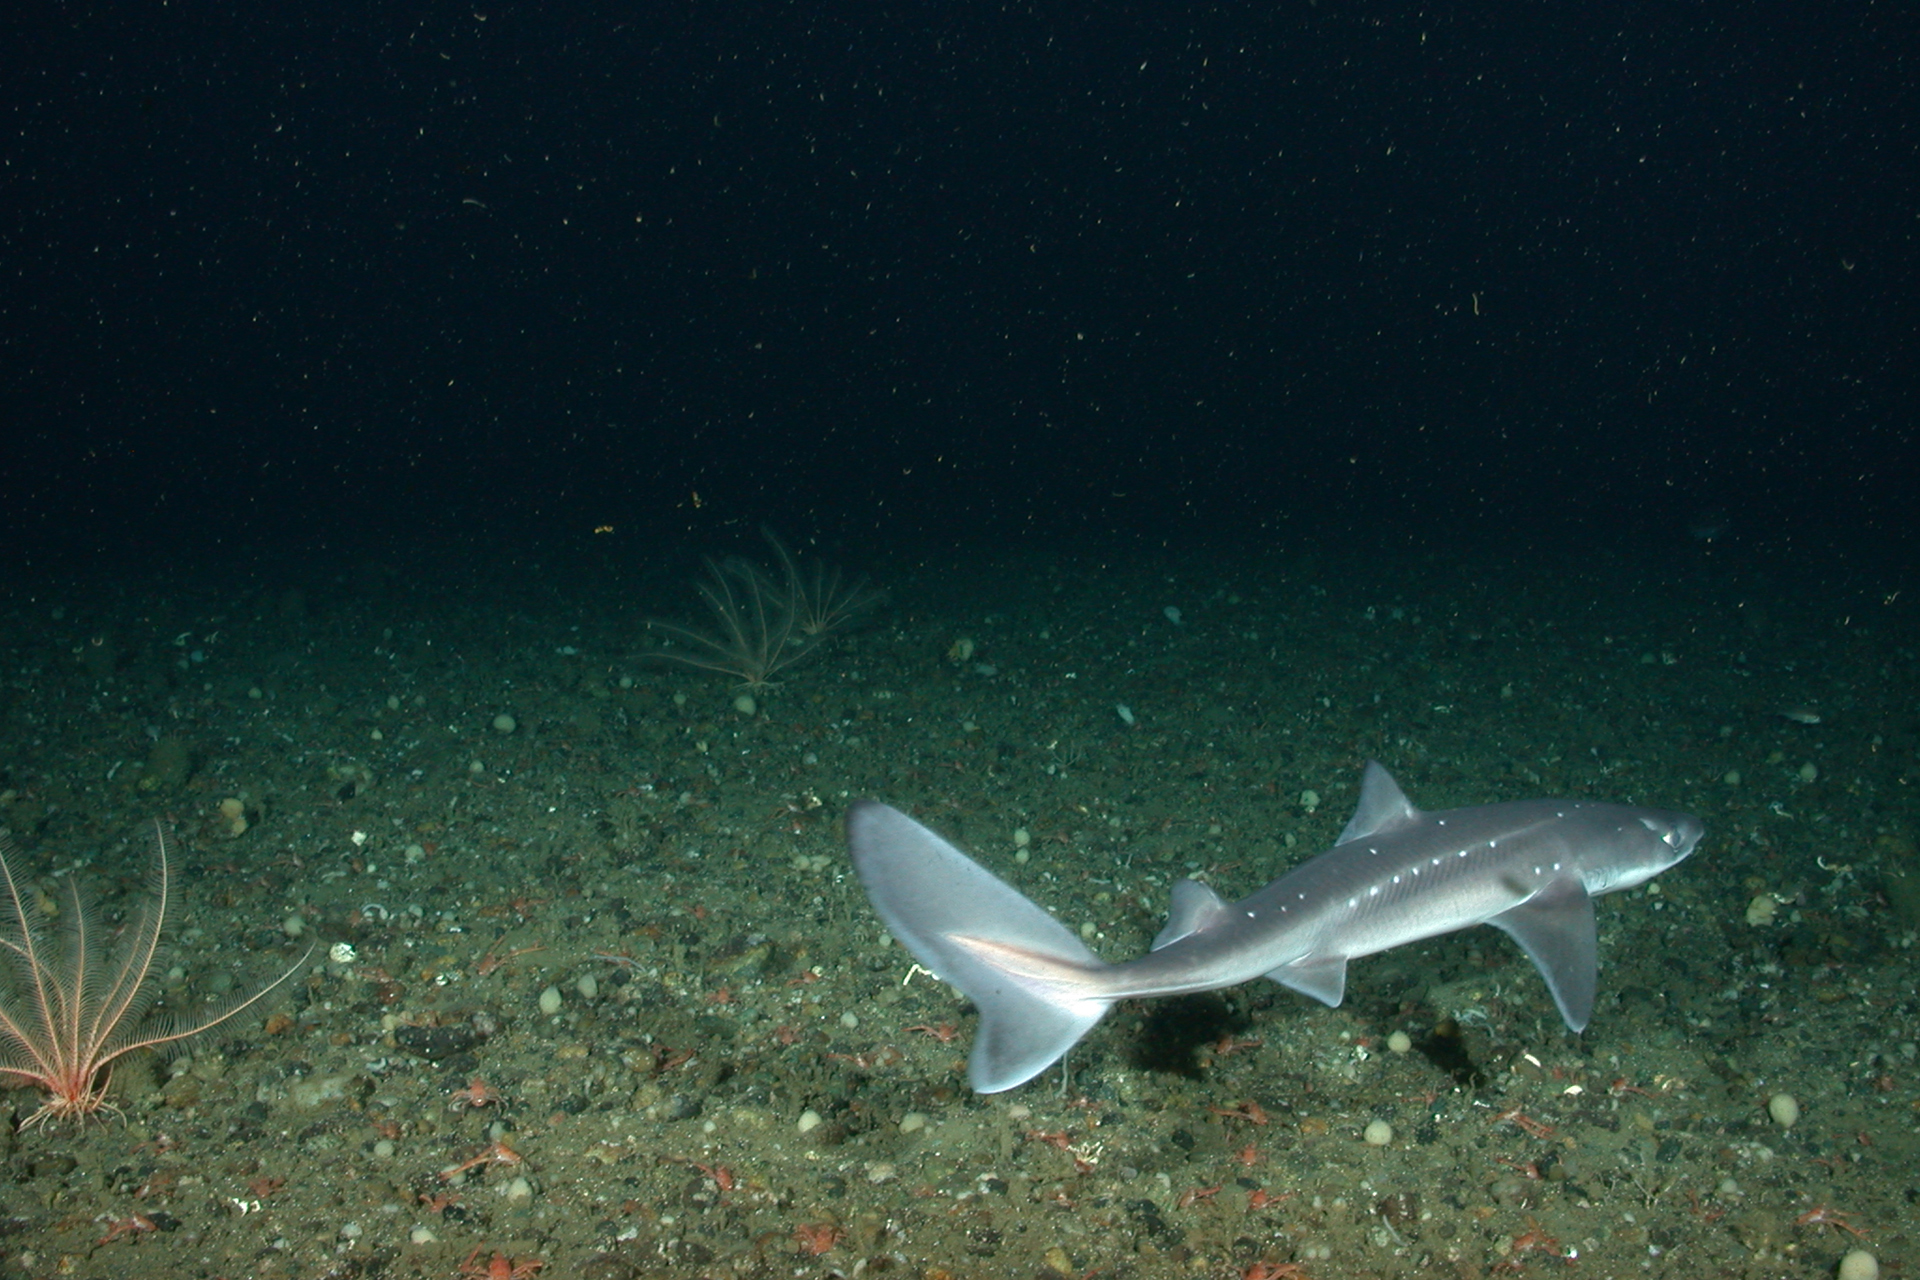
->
<box><xmin>1586</xmin><ymin>807</ymin><xmax>1705</xmax><ymax>895</ymax></box>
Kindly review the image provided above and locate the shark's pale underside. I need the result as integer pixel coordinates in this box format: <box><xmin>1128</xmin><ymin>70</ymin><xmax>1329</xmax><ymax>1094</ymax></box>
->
<box><xmin>847</xmin><ymin>761</ymin><xmax>1703</xmax><ymax>1092</ymax></box>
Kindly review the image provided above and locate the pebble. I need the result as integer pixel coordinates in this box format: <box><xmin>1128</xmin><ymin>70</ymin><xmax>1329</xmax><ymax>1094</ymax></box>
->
<box><xmin>1767</xmin><ymin>1093</ymin><xmax>1800</xmax><ymax>1129</ymax></box>
<box><xmin>539</xmin><ymin>986</ymin><xmax>564</xmax><ymax>1015</ymax></box>
<box><xmin>1838</xmin><ymin>1250</ymin><xmax>1879</xmax><ymax>1280</ymax></box>
<box><xmin>1363</xmin><ymin>1119</ymin><xmax>1394</xmax><ymax>1146</ymax></box>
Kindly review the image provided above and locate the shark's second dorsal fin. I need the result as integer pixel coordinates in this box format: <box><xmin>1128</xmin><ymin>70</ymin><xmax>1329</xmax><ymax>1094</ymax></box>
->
<box><xmin>1335</xmin><ymin>760</ymin><xmax>1422</xmax><ymax>845</ymax></box>
<box><xmin>1151</xmin><ymin>878</ymin><xmax>1229</xmax><ymax>950</ymax></box>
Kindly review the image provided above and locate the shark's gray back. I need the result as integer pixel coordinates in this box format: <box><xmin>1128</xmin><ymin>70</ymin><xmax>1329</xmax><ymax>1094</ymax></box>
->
<box><xmin>1239</xmin><ymin>796</ymin><xmax>1693</xmax><ymax>961</ymax></box>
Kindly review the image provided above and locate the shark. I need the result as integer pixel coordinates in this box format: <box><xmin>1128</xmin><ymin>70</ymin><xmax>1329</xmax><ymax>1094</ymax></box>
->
<box><xmin>846</xmin><ymin>761</ymin><xmax>1703</xmax><ymax>1092</ymax></box>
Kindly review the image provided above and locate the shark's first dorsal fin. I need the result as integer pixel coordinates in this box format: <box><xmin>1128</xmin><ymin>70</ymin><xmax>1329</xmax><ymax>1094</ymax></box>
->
<box><xmin>1151</xmin><ymin>879</ymin><xmax>1229</xmax><ymax>951</ymax></box>
<box><xmin>1336</xmin><ymin>760</ymin><xmax>1422</xmax><ymax>845</ymax></box>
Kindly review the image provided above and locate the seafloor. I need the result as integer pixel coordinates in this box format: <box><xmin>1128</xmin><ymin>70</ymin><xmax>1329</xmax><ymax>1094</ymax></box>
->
<box><xmin>0</xmin><ymin>533</ymin><xmax>1909</xmax><ymax>1280</ymax></box>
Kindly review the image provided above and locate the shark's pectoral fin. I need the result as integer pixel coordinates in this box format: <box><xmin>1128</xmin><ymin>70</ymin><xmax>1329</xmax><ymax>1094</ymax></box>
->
<box><xmin>1152</xmin><ymin>879</ymin><xmax>1230</xmax><ymax>950</ymax></box>
<box><xmin>1267</xmin><ymin>954</ymin><xmax>1349</xmax><ymax>1008</ymax></box>
<box><xmin>1486</xmin><ymin>876</ymin><xmax>1598</xmax><ymax>1032</ymax></box>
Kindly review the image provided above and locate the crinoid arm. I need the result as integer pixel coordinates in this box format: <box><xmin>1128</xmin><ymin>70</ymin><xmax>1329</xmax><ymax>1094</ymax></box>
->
<box><xmin>0</xmin><ymin>823</ymin><xmax>312</xmax><ymax>1127</ymax></box>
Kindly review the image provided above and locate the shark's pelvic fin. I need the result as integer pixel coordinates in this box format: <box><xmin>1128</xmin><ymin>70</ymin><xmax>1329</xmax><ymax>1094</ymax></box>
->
<box><xmin>1266</xmin><ymin>954</ymin><xmax>1349</xmax><ymax>1007</ymax></box>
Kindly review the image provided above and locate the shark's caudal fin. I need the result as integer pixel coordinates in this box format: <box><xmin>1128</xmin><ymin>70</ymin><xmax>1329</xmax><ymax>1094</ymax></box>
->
<box><xmin>846</xmin><ymin>800</ymin><xmax>1114</xmax><ymax>1092</ymax></box>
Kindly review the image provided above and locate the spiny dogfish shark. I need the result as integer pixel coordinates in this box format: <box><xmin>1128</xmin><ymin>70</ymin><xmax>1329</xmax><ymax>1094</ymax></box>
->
<box><xmin>846</xmin><ymin>761</ymin><xmax>1702</xmax><ymax>1092</ymax></box>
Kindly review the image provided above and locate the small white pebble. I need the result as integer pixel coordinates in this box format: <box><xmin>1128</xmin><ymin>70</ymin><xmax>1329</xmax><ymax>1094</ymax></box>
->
<box><xmin>840</xmin><ymin>1011</ymin><xmax>859</xmax><ymax>1029</ymax></box>
<box><xmin>1838</xmin><ymin>1249</ymin><xmax>1879</xmax><ymax>1280</ymax></box>
<box><xmin>797</xmin><ymin>1108</ymin><xmax>822</xmax><ymax>1134</ymax></box>
<box><xmin>1798</xmin><ymin>761</ymin><xmax>1818</xmax><ymax>783</ymax></box>
<box><xmin>575</xmin><ymin>973</ymin><xmax>598</xmax><ymax>1000</ymax></box>
<box><xmin>409</xmin><ymin>1225</ymin><xmax>438</xmax><ymax>1245</ymax></box>
<box><xmin>1013</xmin><ymin>827</ymin><xmax>1031</xmax><ymax>849</ymax></box>
<box><xmin>899</xmin><ymin>1112</ymin><xmax>927</xmax><ymax>1133</ymax></box>
<box><xmin>282</xmin><ymin>914</ymin><xmax>306</xmax><ymax>939</ymax></box>
<box><xmin>1386</xmin><ymin>1030</ymin><xmax>1412</xmax><ymax>1055</ymax></box>
<box><xmin>500</xmin><ymin>1175</ymin><xmax>533</xmax><ymax>1201</ymax></box>
<box><xmin>372</xmin><ymin>1138</ymin><xmax>396</xmax><ymax>1159</ymax></box>
<box><xmin>866</xmin><ymin>1162</ymin><xmax>897</xmax><ymax>1184</ymax></box>
<box><xmin>492</xmin><ymin>713</ymin><xmax>517</xmax><ymax>734</ymax></box>
<box><xmin>1767</xmin><ymin>1092</ymin><xmax>1800</xmax><ymax>1129</ymax></box>
<box><xmin>538</xmin><ymin>986</ymin><xmax>563</xmax><ymax>1016</ymax></box>
<box><xmin>1363</xmin><ymin>1119</ymin><xmax>1394</xmax><ymax>1146</ymax></box>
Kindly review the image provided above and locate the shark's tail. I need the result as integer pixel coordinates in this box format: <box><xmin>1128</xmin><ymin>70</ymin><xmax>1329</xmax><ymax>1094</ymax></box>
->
<box><xmin>846</xmin><ymin>800</ymin><xmax>1115</xmax><ymax>1092</ymax></box>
